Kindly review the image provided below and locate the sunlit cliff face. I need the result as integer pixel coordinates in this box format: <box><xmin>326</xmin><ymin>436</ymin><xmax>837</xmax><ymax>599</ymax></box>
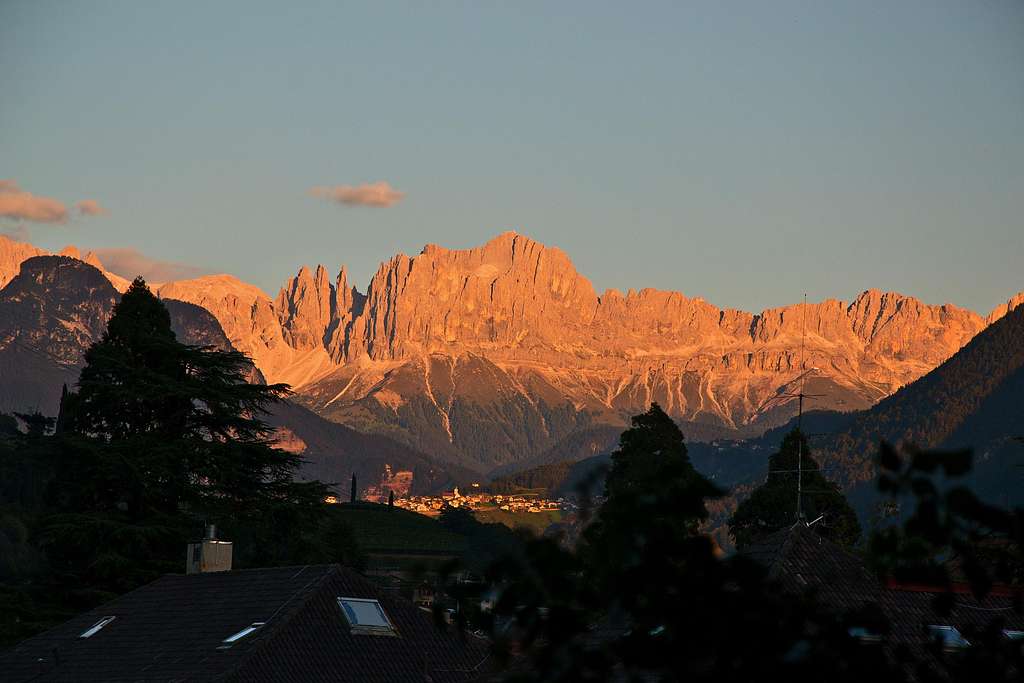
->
<box><xmin>2</xmin><ymin>232</ymin><xmax>1021</xmax><ymax>472</ymax></box>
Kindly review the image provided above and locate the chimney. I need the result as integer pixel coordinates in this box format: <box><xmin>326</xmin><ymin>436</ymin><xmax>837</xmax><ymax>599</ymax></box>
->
<box><xmin>187</xmin><ymin>524</ymin><xmax>233</xmax><ymax>574</ymax></box>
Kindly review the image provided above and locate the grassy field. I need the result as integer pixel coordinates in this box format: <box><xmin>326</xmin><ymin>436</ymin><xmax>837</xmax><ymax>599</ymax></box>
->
<box><xmin>475</xmin><ymin>507</ymin><xmax>563</xmax><ymax>534</ymax></box>
<box><xmin>330</xmin><ymin>502</ymin><xmax>467</xmax><ymax>554</ymax></box>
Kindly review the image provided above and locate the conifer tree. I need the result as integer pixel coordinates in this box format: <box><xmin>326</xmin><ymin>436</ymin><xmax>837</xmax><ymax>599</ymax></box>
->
<box><xmin>580</xmin><ymin>403</ymin><xmax>721</xmax><ymax>603</ymax></box>
<box><xmin>729</xmin><ymin>428</ymin><xmax>861</xmax><ymax>549</ymax></box>
<box><xmin>42</xmin><ymin>278</ymin><xmax>327</xmax><ymax>594</ymax></box>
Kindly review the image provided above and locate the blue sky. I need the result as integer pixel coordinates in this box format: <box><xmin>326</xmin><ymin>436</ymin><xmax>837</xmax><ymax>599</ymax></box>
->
<box><xmin>2</xmin><ymin>1</ymin><xmax>1021</xmax><ymax>314</ymax></box>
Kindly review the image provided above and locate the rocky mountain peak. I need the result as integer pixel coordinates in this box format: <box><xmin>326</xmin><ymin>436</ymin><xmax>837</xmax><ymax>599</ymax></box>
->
<box><xmin>58</xmin><ymin>245</ymin><xmax>82</xmax><ymax>259</ymax></box>
<box><xmin>275</xmin><ymin>264</ymin><xmax>335</xmax><ymax>351</ymax></box>
<box><xmin>986</xmin><ymin>291</ymin><xmax>1024</xmax><ymax>325</ymax></box>
<box><xmin>340</xmin><ymin>230</ymin><xmax>601</xmax><ymax>361</ymax></box>
<box><xmin>1</xmin><ymin>235</ymin><xmax>131</xmax><ymax>292</ymax></box>
<box><xmin>0</xmin><ymin>234</ymin><xmax>47</xmax><ymax>289</ymax></box>
<box><xmin>2</xmin><ymin>231</ymin><xmax>1019</xmax><ymax>471</ymax></box>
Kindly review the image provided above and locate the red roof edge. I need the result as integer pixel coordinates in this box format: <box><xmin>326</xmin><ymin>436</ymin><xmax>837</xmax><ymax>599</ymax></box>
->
<box><xmin>884</xmin><ymin>577</ymin><xmax>1023</xmax><ymax>597</ymax></box>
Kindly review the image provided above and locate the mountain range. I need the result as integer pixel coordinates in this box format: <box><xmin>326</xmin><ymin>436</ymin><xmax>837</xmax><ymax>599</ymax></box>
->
<box><xmin>0</xmin><ymin>250</ymin><xmax>467</xmax><ymax>496</ymax></box>
<box><xmin>492</xmin><ymin>302</ymin><xmax>1024</xmax><ymax>541</ymax></box>
<box><xmin>1</xmin><ymin>232</ymin><xmax>1021</xmax><ymax>476</ymax></box>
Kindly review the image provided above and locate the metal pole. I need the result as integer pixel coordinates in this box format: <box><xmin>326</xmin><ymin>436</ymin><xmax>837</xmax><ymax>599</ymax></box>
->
<box><xmin>796</xmin><ymin>293</ymin><xmax>806</xmax><ymax>522</ymax></box>
<box><xmin>797</xmin><ymin>393</ymin><xmax>803</xmax><ymax>521</ymax></box>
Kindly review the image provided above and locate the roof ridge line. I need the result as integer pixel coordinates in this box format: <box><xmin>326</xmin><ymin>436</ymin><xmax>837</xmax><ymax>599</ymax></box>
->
<box><xmin>220</xmin><ymin>564</ymin><xmax>342</xmax><ymax>679</ymax></box>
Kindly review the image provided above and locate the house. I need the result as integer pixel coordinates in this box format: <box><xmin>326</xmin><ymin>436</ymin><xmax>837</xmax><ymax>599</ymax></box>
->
<box><xmin>0</xmin><ymin>562</ymin><xmax>492</xmax><ymax>682</ymax></box>
<box><xmin>744</xmin><ymin>523</ymin><xmax>1024</xmax><ymax>664</ymax></box>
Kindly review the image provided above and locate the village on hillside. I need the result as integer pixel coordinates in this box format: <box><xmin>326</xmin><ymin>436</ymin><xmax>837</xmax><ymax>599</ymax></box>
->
<box><xmin>320</xmin><ymin>464</ymin><xmax>578</xmax><ymax>529</ymax></box>
<box><xmin>393</xmin><ymin>486</ymin><xmax>571</xmax><ymax>517</ymax></box>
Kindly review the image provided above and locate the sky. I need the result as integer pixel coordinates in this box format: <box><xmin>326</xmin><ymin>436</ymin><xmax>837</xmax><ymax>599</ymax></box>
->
<box><xmin>2</xmin><ymin>1</ymin><xmax>1022</xmax><ymax>314</ymax></box>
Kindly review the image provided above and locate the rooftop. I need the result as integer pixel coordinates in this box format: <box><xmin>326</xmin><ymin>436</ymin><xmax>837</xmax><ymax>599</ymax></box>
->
<box><xmin>0</xmin><ymin>564</ymin><xmax>490</xmax><ymax>682</ymax></box>
<box><xmin>743</xmin><ymin>524</ymin><xmax>1024</xmax><ymax>662</ymax></box>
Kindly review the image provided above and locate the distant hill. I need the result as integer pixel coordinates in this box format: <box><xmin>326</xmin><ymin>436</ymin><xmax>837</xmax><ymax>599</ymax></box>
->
<box><xmin>488</xmin><ymin>409</ymin><xmax>857</xmax><ymax>498</ymax></box>
<box><xmin>487</xmin><ymin>425</ymin><xmax>623</xmax><ymax>479</ymax></box>
<box><xmin>267</xmin><ymin>400</ymin><xmax>476</xmax><ymax>496</ymax></box>
<box><xmin>487</xmin><ymin>418</ymin><xmax>749</xmax><ymax>480</ymax></box>
<box><xmin>328</xmin><ymin>502</ymin><xmax>467</xmax><ymax>555</ymax></box>
<box><xmin>0</xmin><ymin>256</ymin><xmax>237</xmax><ymax>414</ymax></box>
<box><xmin>328</xmin><ymin>502</ymin><xmax>522</xmax><ymax>573</ymax></box>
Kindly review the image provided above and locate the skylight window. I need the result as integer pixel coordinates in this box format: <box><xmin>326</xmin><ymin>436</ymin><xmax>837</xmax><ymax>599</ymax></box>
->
<box><xmin>79</xmin><ymin>616</ymin><xmax>116</xmax><ymax>639</ymax></box>
<box><xmin>219</xmin><ymin>622</ymin><xmax>265</xmax><ymax>648</ymax></box>
<box><xmin>1004</xmin><ymin>630</ymin><xmax>1024</xmax><ymax>640</ymax></box>
<box><xmin>847</xmin><ymin>626</ymin><xmax>882</xmax><ymax>643</ymax></box>
<box><xmin>928</xmin><ymin>625</ymin><xmax>970</xmax><ymax>650</ymax></box>
<box><xmin>337</xmin><ymin>597</ymin><xmax>397</xmax><ymax>636</ymax></box>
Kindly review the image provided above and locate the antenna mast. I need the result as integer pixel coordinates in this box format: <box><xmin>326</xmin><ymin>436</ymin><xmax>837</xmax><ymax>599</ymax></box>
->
<box><xmin>754</xmin><ymin>294</ymin><xmax>824</xmax><ymax>524</ymax></box>
<box><xmin>796</xmin><ymin>293</ymin><xmax>807</xmax><ymax>522</ymax></box>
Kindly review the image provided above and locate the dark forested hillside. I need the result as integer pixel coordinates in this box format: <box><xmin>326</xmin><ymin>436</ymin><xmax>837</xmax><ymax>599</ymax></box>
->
<box><xmin>488</xmin><ymin>409</ymin><xmax>859</xmax><ymax>498</ymax></box>
<box><xmin>0</xmin><ymin>257</ymin><xmax>251</xmax><ymax>414</ymax></box>
<box><xmin>816</xmin><ymin>302</ymin><xmax>1024</xmax><ymax>490</ymax></box>
<box><xmin>267</xmin><ymin>400</ymin><xmax>476</xmax><ymax>496</ymax></box>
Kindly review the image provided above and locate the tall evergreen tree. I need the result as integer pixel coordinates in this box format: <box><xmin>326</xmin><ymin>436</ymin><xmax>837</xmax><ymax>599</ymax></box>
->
<box><xmin>729</xmin><ymin>429</ymin><xmax>861</xmax><ymax>550</ymax></box>
<box><xmin>580</xmin><ymin>403</ymin><xmax>721</xmax><ymax>595</ymax></box>
<box><xmin>42</xmin><ymin>278</ymin><xmax>328</xmax><ymax>595</ymax></box>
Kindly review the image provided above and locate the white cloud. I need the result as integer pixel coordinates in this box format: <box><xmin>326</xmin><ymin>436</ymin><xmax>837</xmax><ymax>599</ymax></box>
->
<box><xmin>309</xmin><ymin>181</ymin><xmax>404</xmax><ymax>208</ymax></box>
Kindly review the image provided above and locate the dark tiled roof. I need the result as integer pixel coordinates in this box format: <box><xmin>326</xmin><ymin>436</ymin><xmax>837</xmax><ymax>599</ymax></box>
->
<box><xmin>743</xmin><ymin>524</ymin><xmax>1024</xmax><ymax>660</ymax></box>
<box><xmin>230</xmin><ymin>567</ymin><xmax>491</xmax><ymax>683</ymax></box>
<box><xmin>747</xmin><ymin>524</ymin><xmax>880</xmax><ymax>607</ymax></box>
<box><xmin>0</xmin><ymin>565</ymin><xmax>491</xmax><ymax>683</ymax></box>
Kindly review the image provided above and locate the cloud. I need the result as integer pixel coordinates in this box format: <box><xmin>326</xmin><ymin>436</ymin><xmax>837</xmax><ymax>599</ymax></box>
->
<box><xmin>92</xmin><ymin>248</ymin><xmax>208</xmax><ymax>283</ymax></box>
<box><xmin>309</xmin><ymin>181</ymin><xmax>404</xmax><ymax>208</ymax></box>
<box><xmin>0</xmin><ymin>180</ymin><xmax>68</xmax><ymax>223</ymax></box>
<box><xmin>76</xmin><ymin>199</ymin><xmax>109</xmax><ymax>217</ymax></box>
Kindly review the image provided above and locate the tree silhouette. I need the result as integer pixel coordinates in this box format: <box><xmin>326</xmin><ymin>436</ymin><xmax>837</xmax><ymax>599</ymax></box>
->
<box><xmin>730</xmin><ymin>429</ymin><xmax>861</xmax><ymax>550</ymax></box>
<box><xmin>581</xmin><ymin>403</ymin><xmax>721</xmax><ymax>585</ymax></box>
<box><xmin>41</xmin><ymin>278</ymin><xmax>329</xmax><ymax>596</ymax></box>
<box><xmin>471</xmin><ymin>405</ymin><xmax>901</xmax><ymax>680</ymax></box>
<box><xmin>868</xmin><ymin>442</ymin><xmax>1024</xmax><ymax>681</ymax></box>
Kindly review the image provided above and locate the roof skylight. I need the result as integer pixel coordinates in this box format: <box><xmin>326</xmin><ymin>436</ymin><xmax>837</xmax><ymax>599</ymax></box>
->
<box><xmin>79</xmin><ymin>616</ymin><xmax>116</xmax><ymax>639</ymax></box>
<box><xmin>1004</xmin><ymin>630</ymin><xmax>1024</xmax><ymax>640</ymax></box>
<box><xmin>928</xmin><ymin>625</ymin><xmax>970</xmax><ymax>649</ymax></box>
<box><xmin>847</xmin><ymin>626</ymin><xmax>882</xmax><ymax>643</ymax></box>
<box><xmin>337</xmin><ymin>597</ymin><xmax>397</xmax><ymax>636</ymax></box>
<box><xmin>220</xmin><ymin>622</ymin><xmax>265</xmax><ymax>648</ymax></box>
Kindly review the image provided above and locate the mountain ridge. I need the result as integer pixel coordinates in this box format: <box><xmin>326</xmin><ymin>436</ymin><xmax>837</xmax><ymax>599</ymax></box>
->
<box><xmin>2</xmin><ymin>232</ymin><xmax>1020</xmax><ymax>472</ymax></box>
<box><xmin>0</xmin><ymin>253</ymin><xmax>469</xmax><ymax>494</ymax></box>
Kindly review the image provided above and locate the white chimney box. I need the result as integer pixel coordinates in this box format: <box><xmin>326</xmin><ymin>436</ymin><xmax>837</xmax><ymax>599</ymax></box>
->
<box><xmin>187</xmin><ymin>525</ymin><xmax>233</xmax><ymax>574</ymax></box>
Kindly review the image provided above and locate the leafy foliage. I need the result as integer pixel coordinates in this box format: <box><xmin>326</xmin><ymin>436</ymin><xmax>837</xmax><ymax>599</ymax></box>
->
<box><xmin>435</xmin><ymin>404</ymin><xmax>1024</xmax><ymax>680</ymax></box>
<box><xmin>447</xmin><ymin>405</ymin><xmax>905</xmax><ymax>681</ymax></box>
<box><xmin>866</xmin><ymin>442</ymin><xmax>1024</xmax><ymax>681</ymax></box>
